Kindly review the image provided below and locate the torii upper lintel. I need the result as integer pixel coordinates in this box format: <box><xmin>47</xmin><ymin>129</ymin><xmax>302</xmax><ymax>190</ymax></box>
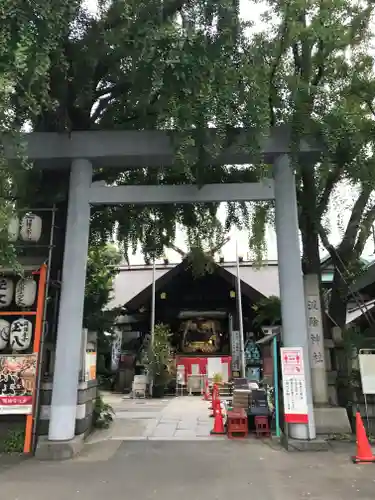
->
<box><xmin>4</xmin><ymin>125</ymin><xmax>321</xmax><ymax>168</ymax></box>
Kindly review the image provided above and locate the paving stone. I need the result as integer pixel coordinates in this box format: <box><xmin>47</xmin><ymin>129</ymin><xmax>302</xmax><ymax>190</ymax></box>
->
<box><xmin>195</xmin><ymin>430</ymin><xmax>211</xmax><ymax>437</ymax></box>
<box><xmin>100</xmin><ymin>393</ymin><xmax>228</xmax><ymax>442</ymax></box>
<box><xmin>150</xmin><ymin>424</ymin><xmax>177</xmax><ymax>437</ymax></box>
<box><xmin>143</xmin><ymin>420</ymin><xmax>159</xmax><ymax>437</ymax></box>
<box><xmin>158</xmin><ymin>417</ymin><xmax>181</xmax><ymax>423</ymax></box>
<box><xmin>177</xmin><ymin>420</ymin><xmax>199</xmax><ymax>430</ymax></box>
<box><xmin>173</xmin><ymin>429</ymin><xmax>199</xmax><ymax>438</ymax></box>
<box><xmin>197</xmin><ymin>419</ymin><xmax>211</xmax><ymax>425</ymax></box>
<box><xmin>115</xmin><ymin>411</ymin><xmax>161</xmax><ymax>419</ymax></box>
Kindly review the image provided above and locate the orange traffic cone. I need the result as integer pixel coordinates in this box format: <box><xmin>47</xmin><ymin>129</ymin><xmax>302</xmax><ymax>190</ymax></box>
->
<box><xmin>352</xmin><ymin>412</ymin><xmax>375</xmax><ymax>464</ymax></box>
<box><xmin>202</xmin><ymin>379</ymin><xmax>210</xmax><ymax>401</ymax></box>
<box><xmin>209</xmin><ymin>384</ymin><xmax>218</xmax><ymax>416</ymax></box>
<box><xmin>209</xmin><ymin>384</ymin><xmax>216</xmax><ymax>408</ymax></box>
<box><xmin>210</xmin><ymin>403</ymin><xmax>225</xmax><ymax>435</ymax></box>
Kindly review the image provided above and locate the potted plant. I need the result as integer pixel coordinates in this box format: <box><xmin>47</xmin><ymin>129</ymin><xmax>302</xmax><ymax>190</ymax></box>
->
<box><xmin>212</xmin><ymin>372</ymin><xmax>223</xmax><ymax>386</ymax></box>
<box><xmin>252</xmin><ymin>295</ymin><xmax>281</xmax><ymax>328</ymax></box>
<box><xmin>147</xmin><ymin>323</ymin><xmax>173</xmax><ymax>398</ymax></box>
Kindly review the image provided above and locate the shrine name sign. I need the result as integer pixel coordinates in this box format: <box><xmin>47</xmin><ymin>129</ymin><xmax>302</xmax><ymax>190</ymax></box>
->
<box><xmin>280</xmin><ymin>347</ymin><xmax>308</xmax><ymax>424</ymax></box>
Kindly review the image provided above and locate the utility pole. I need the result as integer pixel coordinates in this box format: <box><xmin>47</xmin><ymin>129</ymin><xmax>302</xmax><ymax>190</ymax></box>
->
<box><xmin>235</xmin><ymin>240</ymin><xmax>246</xmax><ymax>377</ymax></box>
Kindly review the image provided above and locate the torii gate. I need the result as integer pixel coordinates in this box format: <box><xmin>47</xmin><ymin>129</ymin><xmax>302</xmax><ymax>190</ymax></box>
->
<box><xmin>7</xmin><ymin>126</ymin><xmax>320</xmax><ymax>454</ymax></box>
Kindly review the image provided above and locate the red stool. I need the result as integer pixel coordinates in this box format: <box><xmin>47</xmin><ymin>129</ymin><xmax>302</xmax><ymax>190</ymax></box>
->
<box><xmin>254</xmin><ymin>416</ymin><xmax>270</xmax><ymax>438</ymax></box>
<box><xmin>227</xmin><ymin>408</ymin><xmax>248</xmax><ymax>439</ymax></box>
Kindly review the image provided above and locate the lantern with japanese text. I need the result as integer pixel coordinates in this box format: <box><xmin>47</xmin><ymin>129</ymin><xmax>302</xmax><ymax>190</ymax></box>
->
<box><xmin>20</xmin><ymin>213</ymin><xmax>42</xmax><ymax>242</ymax></box>
<box><xmin>10</xmin><ymin>319</ymin><xmax>33</xmax><ymax>351</ymax></box>
<box><xmin>0</xmin><ymin>319</ymin><xmax>10</xmax><ymax>350</ymax></box>
<box><xmin>0</xmin><ymin>278</ymin><xmax>14</xmax><ymax>309</ymax></box>
<box><xmin>15</xmin><ymin>278</ymin><xmax>37</xmax><ymax>308</ymax></box>
<box><xmin>7</xmin><ymin>216</ymin><xmax>19</xmax><ymax>242</ymax></box>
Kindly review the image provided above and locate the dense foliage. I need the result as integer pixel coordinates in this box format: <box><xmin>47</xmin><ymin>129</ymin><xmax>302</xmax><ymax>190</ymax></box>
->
<box><xmin>84</xmin><ymin>243</ymin><xmax>122</xmax><ymax>333</ymax></box>
<box><xmin>252</xmin><ymin>295</ymin><xmax>281</xmax><ymax>328</ymax></box>
<box><xmin>146</xmin><ymin>323</ymin><xmax>173</xmax><ymax>388</ymax></box>
<box><xmin>0</xmin><ymin>0</ymin><xmax>81</xmax><ymax>266</ymax></box>
<box><xmin>11</xmin><ymin>0</ymin><xmax>270</xmax><ymax>261</ymax></box>
<box><xmin>250</xmin><ymin>0</ymin><xmax>375</xmax><ymax>327</ymax></box>
<box><xmin>2</xmin><ymin>0</ymin><xmax>375</xmax><ymax>331</ymax></box>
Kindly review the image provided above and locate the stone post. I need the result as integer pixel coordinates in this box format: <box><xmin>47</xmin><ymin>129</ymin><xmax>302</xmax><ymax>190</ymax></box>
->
<box><xmin>304</xmin><ymin>274</ymin><xmax>329</xmax><ymax>404</ymax></box>
<box><xmin>48</xmin><ymin>159</ymin><xmax>92</xmax><ymax>441</ymax></box>
<box><xmin>273</xmin><ymin>154</ymin><xmax>316</xmax><ymax>440</ymax></box>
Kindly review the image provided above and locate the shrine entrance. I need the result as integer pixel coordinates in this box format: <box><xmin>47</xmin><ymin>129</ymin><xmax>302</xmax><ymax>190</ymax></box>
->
<box><xmin>8</xmin><ymin>127</ymin><xmax>320</xmax><ymax>457</ymax></box>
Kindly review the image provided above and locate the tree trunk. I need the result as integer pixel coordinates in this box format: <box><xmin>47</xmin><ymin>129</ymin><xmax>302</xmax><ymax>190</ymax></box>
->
<box><xmin>328</xmin><ymin>270</ymin><xmax>348</xmax><ymax>329</ymax></box>
<box><xmin>298</xmin><ymin>166</ymin><xmax>330</xmax><ymax>339</ymax></box>
<box><xmin>321</xmin><ymin>186</ymin><xmax>374</xmax><ymax>330</ymax></box>
<box><xmin>328</xmin><ymin>250</ymin><xmax>353</xmax><ymax>330</ymax></box>
<box><xmin>299</xmin><ymin>163</ymin><xmax>321</xmax><ymax>276</ymax></box>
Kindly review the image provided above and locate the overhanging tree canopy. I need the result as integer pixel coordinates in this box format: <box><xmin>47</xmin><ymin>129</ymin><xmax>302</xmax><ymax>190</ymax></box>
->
<box><xmin>249</xmin><ymin>0</ymin><xmax>375</xmax><ymax>328</ymax></box>
<box><xmin>4</xmin><ymin>0</ymin><xmax>375</xmax><ymax>337</ymax></box>
<box><xmin>15</xmin><ymin>0</ymin><xmax>272</xmax><ymax>261</ymax></box>
<box><xmin>0</xmin><ymin>0</ymin><xmax>82</xmax><ymax>266</ymax></box>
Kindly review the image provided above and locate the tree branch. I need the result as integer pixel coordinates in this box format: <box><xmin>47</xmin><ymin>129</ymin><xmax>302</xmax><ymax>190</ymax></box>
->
<box><xmin>311</xmin><ymin>39</ymin><xmax>324</xmax><ymax>90</ymax></box>
<box><xmin>166</xmin><ymin>242</ymin><xmax>186</xmax><ymax>257</ymax></box>
<box><xmin>95</xmin><ymin>81</ymin><xmax>133</xmax><ymax>99</ymax></box>
<box><xmin>268</xmin><ymin>11</ymin><xmax>292</xmax><ymax>126</ymax></box>
<box><xmin>91</xmin><ymin>95</ymin><xmax>114</xmax><ymax>123</ymax></box>
<box><xmin>354</xmin><ymin>203</ymin><xmax>375</xmax><ymax>255</ymax></box>
<box><xmin>311</xmin><ymin>0</ymin><xmax>325</xmax><ymax>92</ymax></box>
<box><xmin>366</xmin><ymin>100</ymin><xmax>375</xmax><ymax>119</ymax></box>
<box><xmin>95</xmin><ymin>92</ymin><xmax>161</xmax><ymax>127</ymax></box>
<box><xmin>91</xmin><ymin>81</ymin><xmax>135</xmax><ymax>122</ymax></box>
<box><xmin>161</xmin><ymin>0</ymin><xmax>192</xmax><ymax>20</ymax></box>
<box><xmin>292</xmin><ymin>43</ymin><xmax>302</xmax><ymax>74</ymax></box>
<box><xmin>317</xmin><ymin>164</ymin><xmax>344</xmax><ymax>219</ymax></box>
<box><xmin>318</xmin><ymin>223</ymin><xmax>336</xmax><ymax>258</ymax></box>
<box><xmin>340</xmin><ymin>186</ymin><xmax>372</xmax><ymax>252</ymax></box>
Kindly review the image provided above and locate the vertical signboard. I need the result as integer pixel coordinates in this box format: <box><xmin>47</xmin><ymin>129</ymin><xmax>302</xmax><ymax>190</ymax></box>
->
<box><xmin>359</xmin><ymin>349</ymin><xmax>375</xmax><ymax>395</ymax></box>
<box><xmin>280</xmin><ymin>347</ymin><xmax>308</xmax><ymax>424</ymax></box>
<box><xmin>231</xmin><ymin>330</ymin><xmax>241</xmax><ymax>373</ymax></box>
<box><xmin>306</xmin><ymin>295</ymin><xmax>325</xmax><ymax>367</ymax></box>
<box><xmin>85</xmin><ymin>352</ymin><xmax>97</xmax><ymax>382</ymax></box>
<box><xmin>111</xmin><ymin>328</ymin><xmax>122</xmax><ymax>372</ymax></box>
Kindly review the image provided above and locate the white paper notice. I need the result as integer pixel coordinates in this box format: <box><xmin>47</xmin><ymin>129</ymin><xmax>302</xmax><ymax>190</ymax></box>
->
<box><xmin>280</xmin><ymin>347</ymin><xmax>308</xmax><ymax>424</ymax></box>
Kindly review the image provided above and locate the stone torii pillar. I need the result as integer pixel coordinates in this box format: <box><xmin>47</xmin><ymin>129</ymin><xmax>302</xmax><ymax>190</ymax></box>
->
<box><xmin>273</xmin><ymin>154</ymin><xmax>316</xmax><ymax>440</ymax></box>
<box><xmin>48</xmin><ymin>159</ymin><xmax>92</xmax><ymax>442</ymax></box>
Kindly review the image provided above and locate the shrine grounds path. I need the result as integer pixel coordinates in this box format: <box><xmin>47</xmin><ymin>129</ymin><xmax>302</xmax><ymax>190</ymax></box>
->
<box><xmin>1</xmin><ymin>396</ymin><xmax>375</xmax><ymax>499</ymax></box>
<box><xmin>1</xmin><ymin>439</ymin><xmax>375</xmax><ymax>500</ymax></box>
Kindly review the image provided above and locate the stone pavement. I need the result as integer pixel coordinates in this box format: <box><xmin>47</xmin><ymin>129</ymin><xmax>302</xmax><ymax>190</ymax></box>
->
<box><xmin>88</xmin><ymin>394</ymin><xmax>222</xmax><ymax>442</ymax></box>
<box><xmin>2</xmin><ymin>440</ymin><xmax>375</xmax><ymax>499</ymax></box>
<box><xmin>2</xmin><ymin>395</ymin><xmax>375</xmax><ymax>499</ymax></box>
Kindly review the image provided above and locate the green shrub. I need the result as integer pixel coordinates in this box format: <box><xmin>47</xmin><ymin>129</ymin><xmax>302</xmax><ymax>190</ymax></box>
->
<box><xmin>93</xmin><ymin>394</ymin><xmax>114</xmax><ymax>429</ymax></box>
<box><xmin>1</xmin><ymin>429</ymin><xmax>25</xmax><ymax>453</ymax></box>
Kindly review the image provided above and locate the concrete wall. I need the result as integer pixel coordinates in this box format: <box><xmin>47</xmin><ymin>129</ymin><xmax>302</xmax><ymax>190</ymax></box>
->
<box><xmin>37</xmin><ymin>379</ymin><xmax>98</xmax><ymax>436</ymax></box>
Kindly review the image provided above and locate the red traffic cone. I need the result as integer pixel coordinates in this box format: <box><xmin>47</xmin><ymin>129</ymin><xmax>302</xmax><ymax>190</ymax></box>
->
<box><xmin>209</xmin><ymin>384</ymin><xmax>219</xmax><ymax>416</ymax></box>
<box><xmin>352</xmin><ymin>412</ymin><xmax>375</xmax><ymax>464</ymax></box>
<box><xmin>209</xmin><ymin>383</ymin><xmax>217</xmax><ymax>410</ymax></box>
<box><xmin>210</xmin><ymin>403</ymin><xmax>225</xmax><ymax>435</ymax></box>
<box><xmin>202</xmin><ymin>379</ymin><xmax>210</xmax><ymax>401</ymax></box>
<box><xmin>205</xmin><ymin>382</ymin><xmax>211</xmax><ymax>401</ymax></box>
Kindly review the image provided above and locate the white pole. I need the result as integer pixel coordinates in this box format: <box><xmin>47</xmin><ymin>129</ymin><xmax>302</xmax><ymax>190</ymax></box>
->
<box><xmin>150</xmin><ymin>258</ymin><xmax>156</xmax><ymax>344</ymax></box>
<box><xmin>236</xmin><ymin>241</ymin><xmax>246</xmax><ymax>377</ymax></box>
<box><xmin>149</xmin><ymin>258</ymin><xmax>157</xmax><ymax>396</ymax></box>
